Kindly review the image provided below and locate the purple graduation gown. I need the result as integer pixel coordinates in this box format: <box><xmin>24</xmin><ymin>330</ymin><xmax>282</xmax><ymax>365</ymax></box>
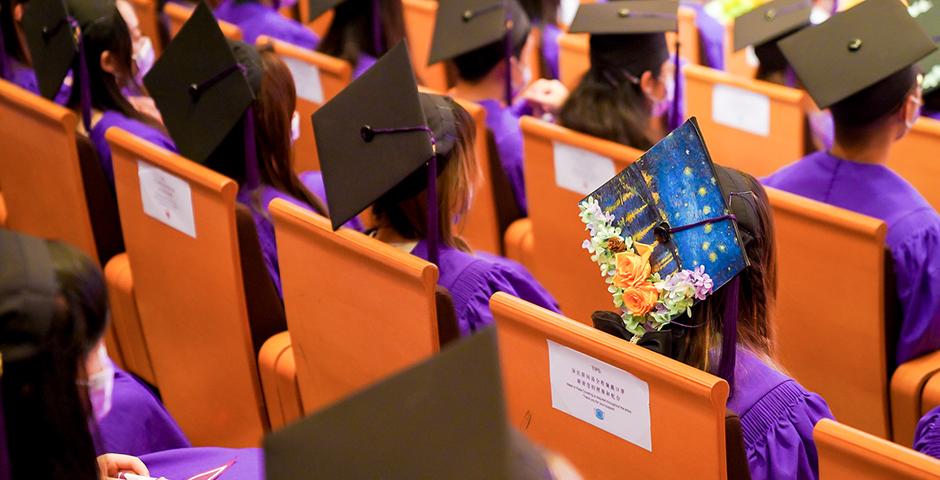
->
<box><xmin>478</xmin><ymin>99</ymin><xmax>528</xmax><ymax>216</ymax></box>
<box><xmin>3</xmin><ymin>56</ymin><xmax>72</xmax><ymax>104</ymax></box>
<box><xmin>410</xmin><ymin>240</ymin><xmax>559</xmax><ymax>335</ymax></box>
<box><xmin>763</xmin><ymin>151</ymin><xmax>940</xmax><ymax>365</ymax></box>
<box><xmin>237</xmin><ymin>171</ymin><xmax>363</xmax><ymax>297</ymax></box>
<box><xmin>90</xmin><ymin>111</ymin><xmax>177</xmax><ymax>186</ymax></box>
<box><xmin>96</xmin><ymin>366</ymin><xmax>190</xmax><ymax>456</ymax></box>
<box><xmin>214</xmin><ymin>0</ymin><xmax>319</xmax><ymax>50</ymax></box>
<box><xmin>140</xmin><ymin>447</ymin><xmax>263</xmax><ymax>479</ymax></box>
<box><xmin>540</xmin><ymin>23</ymin><xmax>561</xmax><ymax>80</ymax></box>
<box><xmin>353</xmin><ymin>53</ymin><xmax>378</xmax><ymax>79</ymax></box>
<box><xmin>914</xmin><ymin>404</ymin><xmax>940</xmax><ymax>459</ymax></box>
<box><xmin>687</xmin><ymin>2</ymin><xmax>726</xmax><ymax>69</ymax></box>
<box><xmin>728</xmin><ymin>348</ymin><xmax>834</xmax><ymax>480</ymax></box>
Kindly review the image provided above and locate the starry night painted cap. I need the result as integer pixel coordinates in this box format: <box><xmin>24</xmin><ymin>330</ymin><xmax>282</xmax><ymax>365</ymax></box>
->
<box><xmin>20</xmin><ymin>0</ymin><xmax>76</xmax><ymax>100</ymax></box>
<box><xmin>143</xmin><ymin>1</ymin><xmax>257</xmax><ymax>164</ymax></box>
<box><xmin>910</xmin><ymin>0</ymin><xmax>940</xmax><ymax>93</ymax></box>
<box><xmin>779</xmin><ymin>0</ymin><xmax>936</xmax><ymax>109</ymax></box>
<box><xmin>263</xmin><ymin>328</ymin><xmax>554</xmax><ymax>480</ymax></box>
<box><xmin>428</xmin><ymin>0</ymin><xmax>531</xmax><ymax>65</ymax></box>
<box><xmin>733</xmin><ymin>0</ymin><xmax>812</xmax><ymax>51</ymax></box>
<box><xmin>313</xmin><ymin>40</ymin><xmax>460</xmax><ymax>231</ymax></box>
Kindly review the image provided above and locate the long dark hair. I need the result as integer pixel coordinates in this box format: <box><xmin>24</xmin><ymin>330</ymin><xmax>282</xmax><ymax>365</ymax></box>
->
<box><xmin>0</xmin><ymin>0</ymin><xmax>28</xmax><ymax>65</ymax></box>
<box><xmin>371</xmin><ymin>97</ymin><xmax>479</xmax><ymax>251</ymax></box>
<box><xmin>3</xmin><ymin>240</ymin><xmax>107</xmax><ymax>479</ymax></box>
<box><xmin>559</xmin><ymin>66</ymin><xmax>660</xmax><ymax>151</ymax></box>
<box><xmin>68</xmin><ymin>5</ymin><xmax>160</xmax><ymax>128</ymax></box>
<box><xmin>316</xmin><ymin>0</ymin><xmax>404</xmax><ymax>64</ymax></box>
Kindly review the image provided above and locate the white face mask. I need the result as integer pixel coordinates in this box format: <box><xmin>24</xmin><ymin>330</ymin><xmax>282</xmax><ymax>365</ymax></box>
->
<box><xmin>291</xmin><ymin>111</ymin><xmax>301</xmax><ymax>144</ymax></box>
<box><xmin>906</xmin><ymin>94</ymin><xmax>923</xmax><ymax>130</ymax></box>
<box><xmin>649</xmin><ymin>72</ymin><xmax>674</xmax><ymax>118</ymax></box>
<box><xmin>85</xmin><ymin>345</ymin><xmax>115</xmax><ymax>422</ymax></box>
<box><xmin>133</xmin><ymin>36</ymin><xmax>155</xmax><ymax>86</ymax></box>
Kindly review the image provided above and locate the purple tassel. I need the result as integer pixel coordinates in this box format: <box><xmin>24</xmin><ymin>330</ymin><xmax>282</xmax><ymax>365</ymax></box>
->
<box><xmin>503</xmin><ymin>5</ymin><xmax>513</xmax><ymax>107</ymax></box>
<box><xmin>243</xmin><ymin>105</ymin><xmax>261</xmax><ymax>191</ymax></box>
<box><xmin>670</xmin><ymin>39</ymin><xmax>682</xmax><ymax>130</ymax></box>
<box><xmin>371</xmin><ymin>0</ymin><xmax>383</xmax><ymax>55</ymax></box>
<box><xmin>784</xmin><ymin>66</ymin><xmax>798</xmax><ymax>89</ymax></box>
<box><xmin>830</xmin><ymin>0</ymin><xmax>838</xmax><ymax>15</ymax></box>
<box><xmin>70</xmin><ymin>18</ymin><xmax>92</xmax><ymax>132</ymax></box>
<box><xmin>0</xmin><ymin>24</ymin><xmax>9</xmax><ymax>81</ymax></box>
<box><xmin>426</xmin><ymin>155</ymin><xmax>439</xmax><ymax>267</ymax></box>
<box><xmin>716</xmin><ymin>276</ymin><xmax>740</xmax><ymax>394</ymax></box>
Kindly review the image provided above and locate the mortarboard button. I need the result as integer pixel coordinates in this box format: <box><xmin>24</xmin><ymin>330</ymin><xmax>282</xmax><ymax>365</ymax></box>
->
<box><xmin>847</xmin><ymin>38</ymin><xmax>862</xmax><ymax>51</ymax></box>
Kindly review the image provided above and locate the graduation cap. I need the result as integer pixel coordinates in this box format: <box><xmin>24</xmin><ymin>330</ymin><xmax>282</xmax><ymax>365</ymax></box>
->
<box><xmin>144</xmin><ymin>1</ymin><xmax>262</xmax><ymax>187</ymax></box>
<box><xmin>569</xmin><ymin>1</ymin><xmax>682</xmax><ymax>129</ymax></box>
<box><xmin>778</xmin><ymin>0</ymin><xmax>936</xmax><ymax>110</ymax></box>
<box><xmin>733</xmin><ymin>0</ymin><xmax>812</xmax><ymax>51</ymax></box>
<box><xmin>910</xmin><ymin>0</ymin><xmax>940</xmax><ymax>94</ymax></box>
<box><xmin>314</xmin><ymin>40</ymin><xmax>459</xmax><ymax>266</ymax></box>
<box><xmin>0</xmin><ymin>229</ymin><xmax>59</xmax><ymax>364</ymax></box>
<box><xmin>428</xmin><ymin>0</ymin><xmax>530</xmax><ymax>105</ymax></box>
<box><xmin>21</xmin><ymin>0</ymin><xmax>93</xmax><ymax>130</ymax></box>
<box><xmin>264</xmin><ymin>328</ymin><xmax>555</xmax><ymax>479</ymax></box>
<box><xmin>579</xmin><ymin>118</ymin><xmax>750</xmax><ymax>386</ymax></box>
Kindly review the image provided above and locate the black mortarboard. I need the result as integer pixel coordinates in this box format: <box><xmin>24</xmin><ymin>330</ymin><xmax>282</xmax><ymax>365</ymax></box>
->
<box><xmin>779</xmin><ymin>0</ymin><xmax>936</xmax><ymax>110</ymax></box>
<box><xmin>733</xmin><ymin>0</ymin><xmax>812</xmax><ymax>51</ymax></box>
<box><xmin>910</xmin><ymin>0</ymin><xmax>940</xmax><ymax>94</ymax></box>
<box><xmin>307</xmin><ymin>0</ymin><xmax>344</xmax><ymax>22</ymax></box>
<box><xmin>568</xmin><ymin>0</ymin><xmax>677</xmax><ymax>35</ymax></box>
<box><xmin>0</xmin><ymin>229</ymin><xmax>58</xmax><ymax>364</ymax></box>
<box><xmin>144</xmin><ymin>1</ymin><xmax>258</xmax><ymax>167</ymax></box>
<box><xmin>263</xmin><ymin>328</ymin><xmax>554</xmax><ymax>479</ymax></box>
<box><xmin>20</xmin><ymin>0</ymin><xmax>75</xmax><ymax>101</ymax></box>
<box><xmin>427</xmin><ymin>0</ymin><xmax>531</xmax><ymax>72</ymax></box>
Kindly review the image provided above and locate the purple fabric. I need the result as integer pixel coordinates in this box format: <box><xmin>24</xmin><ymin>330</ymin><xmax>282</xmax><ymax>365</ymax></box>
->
<box><xmin>478</xmin><ymin>99</ymin><xmax>528</xmax><ymax>216</ymax></box>
<box><xmin>90</xmin><ymin>111</ymin><xmax>177</xmax><ymax>186</ymax></box>
<box><xmin>4</xmin><ymin>56</ymin><xmax>72</xmax><ymax>104</ymax></box>
<box><xmin>727</xmin><ymin>348</ymin><xmax>834</xmax><ymax>480</ymax></box>
<box><xmin>239</xmin><ymin>172</ymin><xmax>363</xmax><ymax>297</ymax></box>
<box><xmin>924</xmin><ymin>109</ymin><xmax>940</xmax><ymax>121</ymax></box>
<box><xmin>541</xmin><ymin>23</ymin><xmax>561</xmax><ymax>80</ymax></box>
<box><xmin>687</xmin><ymin>2</ymin><xmax>725</xmax><ymax>69</ymax></box>
<box><xmin>140</xmin><ymin>447</ymin><xmax>263</xmax><ymax>480</ymax></box>
<box><xmin>410</xmin><ymin>240</ymin><xmax>559</xmax><ymax>335</ymax></box>
<box><xmin>806</xmin><ymin>110</ymin><xmax>834</xmax><ymax>151</ymax></box>
<box><xmin>214</xmin><ymin>0</ymin><xmax>319</xmax><ymax>50</ymax></box>
<box><xmin>763</xmin><ymin>151</ymin><xmax>940</xmax><ymax>364</ymax></box>
<box><xmin>915</xmin><ymin>404</ymin><xmax>940</xmax><ymax>459</ymax></box>
<box><xmin>95</xmin><ymin>367</ymin><xmax>190</xmax><ymax>457</ymax></box>
<box><xmin>353</xmin><ymin>53</ymin><xmax>378</xmax><ymax>79</ymax></box>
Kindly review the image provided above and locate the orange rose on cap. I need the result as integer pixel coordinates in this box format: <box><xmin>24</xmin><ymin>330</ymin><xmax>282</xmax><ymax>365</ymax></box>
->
<box><xmin>612</xmin><ymin>242</ymin><xmax>654</xmax><ymax>289</ymax></box>
<box><xmin>621</xmin><ymin>283</ymin><xmax>660</xmax><ymax>316</ymax></box>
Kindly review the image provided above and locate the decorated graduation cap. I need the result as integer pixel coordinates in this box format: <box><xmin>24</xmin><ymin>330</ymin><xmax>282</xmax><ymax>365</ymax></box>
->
<box><xmin>569</xmin><ymin>1</ymin><xmax>682</xmax><ymax>129</ymax></box>
<box><xmin>314</xmin><ymin>40</ymin><xmax>459</xmax><ymax>266</ymax></box>
<box><xmin>428</xmin><ymin>0</ymin><xmax>530</xmax><ymax>105</ymax></box>
<box><xmin>264</xmin><ymin>328</ymin><xmax>555</xmax><ymax>479</ymax></box>
<box><xmin>779</xmin><ymin>0</ymin><xmax>935</xmax><ymax>119</ymax></box>
<box><xmin>21</xmin><ymin>0</ymin><xmax>95</xmax><ymax>130</ymax></box>
<box><xmin>579</xmin><ymin>118</ymin><xmax>751</xmax><ymax>386</ymax></box>
<box><xmin>909</xmin><ymin>0</ymin><xmax>940</xmax><ymax>94</ymax></box>
<box><xmin>733</xmin><ymin>0</ymin><xmax>812</xmax><ymax>51</ymax></box>
<box><xmin>144</xmin><ymin>1</ymin><xmax>263</xmax><ymax>188</ymax></box>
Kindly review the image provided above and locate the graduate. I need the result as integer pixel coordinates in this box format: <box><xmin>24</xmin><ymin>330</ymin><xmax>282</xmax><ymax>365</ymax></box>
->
<box><xmin>23</xmin><ymin>0</ymin><xmax>175</xmax><ymax>186</ymax></box>
<box><xmin>213</xmin><ymin>0</ymin><xmax>320</xmax><ymax>49</ymax></box>
<box><xmin>312</xmin><ymin>0</ymin><xmax>404</xmax><ymax>78</ymax></box>
<box><xmin>763</xmin><ymin>0</ymin><xmax>940</xmax><ymax>366</ymax></box>
<box><xmin>0</xmin><ymin>0</ymin><xmax>73</xmax><ymax>101</ymax></box>
<box><xmin>584</xmin><ymin>121</ymin><xmax>833</xmax><ymax>480</ymax></box>
<box><xmin>145</xmin><ymin>1</ymin><xmax>353</xmax><ymax>298</ymax></box>
<box><xmin>428</xmin><ymin>0</ymin><xmax>534</xmax><ymax>216</ymax></box>
<box><xmin>0</xmin><ymin>229</ymin><xmax>262</xmax><ymax>479</ymax></box>
<box><xmin>733</xmin><ymin>0</ymin><xmax>833</xmax><ymax>152</ymax></box>
<box><xmin>314</xmin><ymin>41</ymin><xmax>560</xmax><ymax>335</ymax></box>
<box><xmin>557</xmin><ymin>1</ymin><xmax>679</xmax><ymax>151</ymax></box>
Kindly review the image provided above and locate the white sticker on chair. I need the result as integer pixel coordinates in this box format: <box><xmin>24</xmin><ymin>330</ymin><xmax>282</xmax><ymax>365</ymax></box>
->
<box><xmin>138</xmin><ymin>160</ymin><xmax>196</xmax><ymax>238</ymax></box>
<box><xmin>711</xmin><ymin>83</ymin><xmax>771</xmax><ymax>137</ymax></box>
<box><xmin>283</xmin><ymin>56</ymin><xmax>324</xmax><ymax>104</ymax></box>
<box><xmin>553</xmin><ymin>142</ymin><xmax>617</xmax><ymax>196</ymax></box>
<box><xmin>548</xmin><ymin>339</ymin><xmax>652</xmax><ymax>451</ymax></box>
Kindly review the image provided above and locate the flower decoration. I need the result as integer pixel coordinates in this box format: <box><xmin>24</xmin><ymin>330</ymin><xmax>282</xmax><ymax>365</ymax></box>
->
<box><xmin>579</xmin><ymin>197</ymin><xmax>715</xmax><ymax>338</ymax></box>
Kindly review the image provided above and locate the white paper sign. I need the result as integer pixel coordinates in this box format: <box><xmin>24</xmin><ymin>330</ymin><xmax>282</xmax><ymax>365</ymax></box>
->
<box><xmin>282</xmin><ymin>56</ymin><xmax>324</xmax><ymax>104</ymax></box>
<box><xmin>553</xmin><ymin>143</ymin><xmax>617</xmax><ymax>195</ymax></box>
<box><xmin>711</xmin><ymin>84</ymin><xmax>771</xmax><ymax>137</ymax></box>
<box><xmin>138</xmin><ymin>161</ymin><xmax>196</xmax><ymax>238</ymax></box>
<box><xmin>547</xmin><ymin>340</ymin><xmax>652</xmax><ymax>451</ymax></box>
<box><xmin>559</xmin><ymin>0</ymin><xmax>579</xmax><ymax>25</ymax></box>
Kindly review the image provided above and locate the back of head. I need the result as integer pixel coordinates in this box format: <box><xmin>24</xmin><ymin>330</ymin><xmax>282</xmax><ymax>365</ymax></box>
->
<box><xmin>830</xmin><ymin>65</ymin><xmax>918</xmax><ymax>137</ymax></box>
<box><xmin>452</xmin><ymin>22</ymin><xmax>530</xmax><ymax>83</ymax></box>
<box><xmin>0</xmin><ymin>231</ymin><xmax>105</xmax><ymax>479</ymax></box>
<box><xmin>0</xmin><ymin>0</ymin><xmax>28</xmax><ymax>64</ymax></box>
<box><xmin>371</xmin><ymin>94</ymin><xmax>479</xmax><ymax>250</ymax></box>
<box><xmin>317</xmin><ymin>0</ymin><xmax>404</xmax><ymax>64</ymax></box>
<box><xmin>753</xmin><ymin>37</ymin><xmax>792</xmax><ymax>83</ymax></box>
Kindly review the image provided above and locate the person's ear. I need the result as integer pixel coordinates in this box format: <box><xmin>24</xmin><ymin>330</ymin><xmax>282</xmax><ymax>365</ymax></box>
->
<box><xmin>13</xmin><ymin>3</ymin><xmax>24</xmax><ymax>22</ymax></box>
<box><xmin>639</xmin><ymin>70</ymin><xmax>656</xmax><ymax>97</ymax></box>
<box><xmin>100</xmin><ymin>50</ymin><xmax>119</xmax><ymax>76</ymax></box>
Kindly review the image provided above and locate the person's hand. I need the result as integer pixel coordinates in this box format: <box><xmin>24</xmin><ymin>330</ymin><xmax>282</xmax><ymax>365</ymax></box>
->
<box><xmin>522</xmin><ymin>79</ymin><xmax>569</xmax><ymax>118</ymax></box>
<box><xmin>97</xmin><ymin>453</ymin><xmax>149</xmax><ymax>480</ymax></box>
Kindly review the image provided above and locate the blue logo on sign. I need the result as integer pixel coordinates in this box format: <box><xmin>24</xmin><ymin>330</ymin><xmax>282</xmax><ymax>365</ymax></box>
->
<box><xmin>594</xmin><ymin>408</ymin><xmax>605</xmax><ymax>420</ymax></box>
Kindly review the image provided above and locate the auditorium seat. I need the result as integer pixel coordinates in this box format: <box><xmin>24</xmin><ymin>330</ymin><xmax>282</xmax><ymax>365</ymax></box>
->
<box><xmin>815</xmin><ymin>418</ymin><xmax>940</xmax><ymax>479</ymax></box>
